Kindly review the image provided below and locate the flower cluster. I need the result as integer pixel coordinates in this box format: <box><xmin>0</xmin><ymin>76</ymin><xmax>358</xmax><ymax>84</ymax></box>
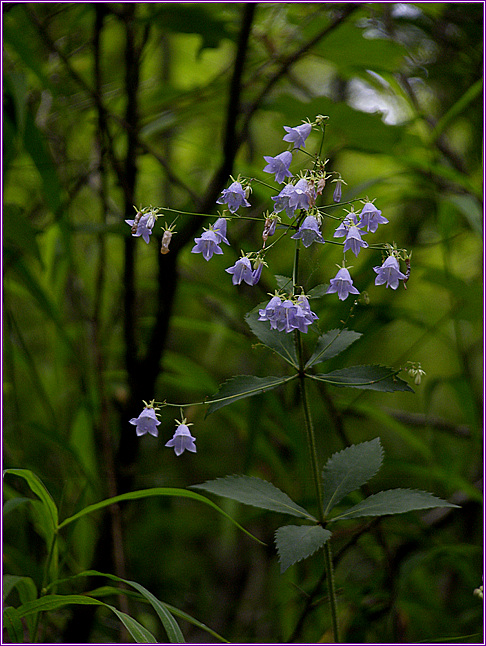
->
<box><xmin>128</xmin><ymin>115</ymin><xmax>413</xmax><ymax>449</ymax></box>
<box><xmin>403</xmin><ymin>361</ymin><xmax>426</xmax><ymax>385</ymax></box>
<box><xmin>258</xmin><ymin>294</ymin><xmax>318</xmax><ymax>334</ymax></box>
<box><xmin>126</xmin><ymin>117</ymin><xmax>410</xmax><ymax>311</ymax></box>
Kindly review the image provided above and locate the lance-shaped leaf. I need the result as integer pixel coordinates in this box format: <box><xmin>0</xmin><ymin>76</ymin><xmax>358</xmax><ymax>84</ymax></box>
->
<box><xmin>57</xmin><ymin>487</ymin><xmax>264</xmax><ymax>545</ymax></box>
<box><xmin>191</xmin><ymin>475</ymin><xmax>316</xmax><ymax>522</ymax></box>
<box><xmin>305</xmin><ymin>328</ymin><xmax>362</xmax><ymax>369</ymax></box>
<box><xmin>245</xmin><ymin>309</ymin><xmax>298</xmax><ymax>367</ymax></box>
<box><xmin>3</xmin><ymin>607</ymin><xmax>23</xmax><ymax>643</ymax></box>
<box><xmin>52</xmin><ymin>572</ymin><xmax>228</xmax><ymax>644</ymax></box>
<box><xmin>14</xmin><ymin>595</ymin><xmax>158</xmax><ymax>643</ymax></box>
<box><xmin>310</xmin><ymin>365</ymin><xmax>413</xmax><ymax>392</ymax></box>
<box><xmin>68</xmin><ymin>570</ymin><xmax>185</xmax><ymax>643</ymax></box>
<box><xmin>275</xmin><ymin>524</ymin><xmax>332</xmax><ymax>573</ymax></box>
<box><xmin>322</xmin><ymin>438</ymin><xmax>383</xmax><ymax>517</ymax></box>
<box><xmin>206</xmin><ymin>374</ymin><xmax>296</xmax><ymax>416</ymax></box>
<box><xmin>4</xmin><ymin>468</ymin><xmax>58</xmax><ymax>532</ymax></box>
<box><xmin>329</xmin><ymin>488</ymin><xmax>459</xmax><ymax>522</ymax></box>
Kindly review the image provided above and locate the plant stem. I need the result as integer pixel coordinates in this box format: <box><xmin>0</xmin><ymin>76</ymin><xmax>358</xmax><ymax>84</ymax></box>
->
<box><xmin>292</xmin><ymin>236</ymin><xmax>339</xmax><ymax>641</ymax></box>
<box><xmin>297</xmin><ymin>342</ymin><xmax>340</xmax><ymax>642</ymax></box>
<box><xmin>324</xmin><ymin>541</ymin><xmax>340</xmax><ymax>642</ymax></box>
<box><xmin>297</xmin><ymin>351</ymin><xmax>324</xmax><ymax>522</ymax></box>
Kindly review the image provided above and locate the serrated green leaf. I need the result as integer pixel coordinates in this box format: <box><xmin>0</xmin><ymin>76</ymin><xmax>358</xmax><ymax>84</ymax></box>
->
<box><xmin>274</xmin><ymin>274</ymin><xmax>293</xmax><ymax>290</ymax></box>
<box><xmin>310</xmin><ymin>365</ymin><xmax>413</xmax><ymax>392</ymax></box>
<box><xmin>305</xmin><ymin>328</ymin><xmax>362</xmax><ymax>369</ymax></box>
<box><xmin>330</xmin><ymin>488</ymin><xmax>459</xmax><ymax>522</ymax></box>
<box><xmin>206</xmin><ymin>374</ymin><xmax>297</xmax><ymax>415</ymax></box>
<box><xmin>191</xmin><ymin>475</ymin><xmax>316</xmax><ymax>521</ymax></box>
<box><xmin>275</xmin><ymin>524</ymin><xmax>332</xmax><ymax>573</ymax></box>
<box><xmin>306</xmin><ymin>283</ymin><xmax>330</xmax><ymax>299</ymax></box>
<box><xmin>245</xmin><ymin>308</ymin><xmax>298</xmax><ymax>367</ymax></box>
<box><xmin>322</xmin><ymin>438</ymin><xmax>383</xmax><ymax>517</ymax></box>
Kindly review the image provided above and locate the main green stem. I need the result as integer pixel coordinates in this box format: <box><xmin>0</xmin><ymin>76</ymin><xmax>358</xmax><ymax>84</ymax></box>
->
<box><xmin>293</xmin><ymin>237</ymin><xmax>340</xmax><ymax>642</ymax></box>
<box><xmin>324</xmin><ymin>541</ymin><xmax>340</xmax><ymax>642</ymax></box>
<box><xmin>297</xmin><ymin>342</ymin><xmax>324</xmax><ymax>520</ymax></box>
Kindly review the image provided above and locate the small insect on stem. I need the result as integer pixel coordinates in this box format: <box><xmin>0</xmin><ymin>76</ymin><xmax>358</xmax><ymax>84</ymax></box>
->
<box><xmin>131</xmin><ymin>211</ymin><xmax>143</xmax><ymax>234</ymax></box>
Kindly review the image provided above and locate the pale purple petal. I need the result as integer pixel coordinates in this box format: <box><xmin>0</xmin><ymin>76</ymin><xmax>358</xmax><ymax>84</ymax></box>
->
<box><xmin>283</xmin><ymin>123</ymin><xmax>312</xmax><ymax>149</ymax></box>
<box><xmin>225</xmin><ymin>257</ymin><xmax>254</xmax><ymax>285</ymax></box>
<box><xmin>263</xmin><ymin>151</ymin><xmax>293</xmax><ymax>184</ymax></box>
<box><xmin>129</xmin><ymin>407</ymin><xmax>161</xmax><ymax>437</ymax></box>
<box><xmin>326</xmin><ymin>267</ymin><xmax>360</xmax><ymax>301</ymax></box>
<box><xmin>373</xmin><ymin>256</ymin><xmax>406</xmax><ymax>289</ymax></box>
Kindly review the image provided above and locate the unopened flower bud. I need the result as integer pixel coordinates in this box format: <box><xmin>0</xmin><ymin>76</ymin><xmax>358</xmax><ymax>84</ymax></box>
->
<box><xmin>333</xmin><ymin>181</ymin><xmax>342</xmax><ymax>203</ymax></box>
<box><xmin>161</xmin><ymin>229</ymin><xmax>173</xmax><ymax>254</ymax></box>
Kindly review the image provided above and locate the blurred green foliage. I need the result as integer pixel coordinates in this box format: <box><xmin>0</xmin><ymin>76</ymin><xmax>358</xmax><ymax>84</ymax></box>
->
<box><xmin>3</xmin><ymin>3</ymin><xmax>482</xmax><ymax>643</ymax></box>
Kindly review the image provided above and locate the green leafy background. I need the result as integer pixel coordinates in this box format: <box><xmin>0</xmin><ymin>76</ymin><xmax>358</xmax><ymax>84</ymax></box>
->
<box><xmin>3</xmin><ymin>3</ymin><xmax>482</xmax><ymax>643</ymax></box>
